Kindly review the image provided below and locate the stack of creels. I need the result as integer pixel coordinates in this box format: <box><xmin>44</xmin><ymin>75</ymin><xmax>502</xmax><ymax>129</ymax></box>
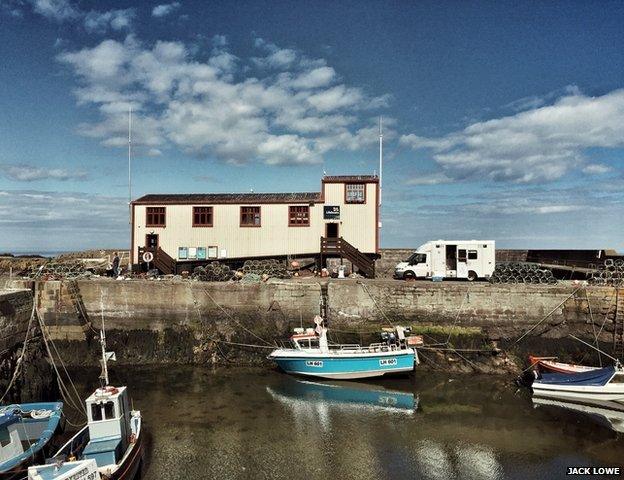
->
<box><xmin>489</xmin><ymin>262</ymin><xmax>557</xmax><ymax>284</ymax></box>
<box><xmin>192</xmin><ymin>262</ymin><xmax>235</xmax><ymax>282</ymax></box>
<box><xmin>587</xmin><ymin>259</ymin><xmax>624</xmax><ymax>286</ymax></box>
<box><xmin>26</xmin><ymin>261</ymin><xmax>88</xmax><ymax>279</ymax></box>
<box><xmin>241</xmin><ymin>259</ymin><xmax>289</xmax><ymax>279</ymax></box>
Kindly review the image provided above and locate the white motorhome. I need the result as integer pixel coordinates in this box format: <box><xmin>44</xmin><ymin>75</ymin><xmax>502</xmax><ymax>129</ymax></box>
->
<box><xmin>394</xmin><ymin>240</ymin><xmax>495</xmax><ymax>281</ymax></box>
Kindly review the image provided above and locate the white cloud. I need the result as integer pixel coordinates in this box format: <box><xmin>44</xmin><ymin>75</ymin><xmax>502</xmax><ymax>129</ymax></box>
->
<box><xmin>400</xmin><ymin>88</ymin><xmax>624</xmax><ymax>183</ymax></box>
<box><xmin>2</xmin><ymin>164</ymin><xmax>87</xmax><ymax>182</ymax></box>
<box><xmin>406</xmin><ymin>172</ymin><xmax>454</xmax><ymax>186</ymax></box>
<box><xmin>58</xmin><ymin>36</ymin><xmax>390</xmax><ymax>166</ymax></box>
<box><xmin>30</xmin><ymin>0</ymin><xmax>78</xmax><ymax>20</ymax></box>
<box><xmin>84</xmin><ymin>8</ymin><xmax>135</xmax><ymax>33</ymax></box>
<box><xmin>152</xmin><ymin>2</ymin><xmax>181</xmax><ymax>17</ymax></box>
<box><xmin>582</xmin><ymin>163</ymin><xmax>612</xmax><ymax>175</ymax></box>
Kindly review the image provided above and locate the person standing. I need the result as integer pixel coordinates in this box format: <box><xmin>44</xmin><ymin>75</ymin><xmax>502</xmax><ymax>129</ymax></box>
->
<box><xmin>112</xmin><ymin>252</ymin><xmax>120</xmax><ymax>276</ymax></box>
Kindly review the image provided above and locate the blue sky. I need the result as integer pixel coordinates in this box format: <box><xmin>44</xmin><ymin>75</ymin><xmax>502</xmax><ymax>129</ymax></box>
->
<box><xmin>1</xmin><ymin>0</ymin><xmax>623</xmax><ymax>252</ymax></box>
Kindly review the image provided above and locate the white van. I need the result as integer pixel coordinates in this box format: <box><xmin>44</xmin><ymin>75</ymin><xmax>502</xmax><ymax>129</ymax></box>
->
<box><xmin>394</xmin><ymin>240</ymin><xmax>495</xmax><ymax>281</ymax></box>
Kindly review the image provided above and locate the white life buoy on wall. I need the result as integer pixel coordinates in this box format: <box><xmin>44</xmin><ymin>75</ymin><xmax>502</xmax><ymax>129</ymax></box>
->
<box><xmin>142</xmin><ymin>251</ymin><xmax>154</xmax><ymax>263</ymax></box>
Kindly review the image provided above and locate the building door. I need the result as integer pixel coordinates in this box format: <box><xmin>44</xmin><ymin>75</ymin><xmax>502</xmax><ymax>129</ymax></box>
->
<box><xmin>326</xmin><ymin>223</ymin><xmax>339</xmax><ymax>238</ymax></box>
<box><xmin>146</xmin><ymin>234</ymin><xmax>159</xmax><ymax>251</ymax></box>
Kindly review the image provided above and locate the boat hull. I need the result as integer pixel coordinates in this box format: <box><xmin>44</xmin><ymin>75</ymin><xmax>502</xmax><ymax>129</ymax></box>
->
<box><xmin>270</xmin><ymin>350</ymin><xmax>415</xmax><ymax>380</ymax></box>
<box><xmin>529</xmin><ymin>355</ymin><xmax>598</xmax><ymax>374</ymax></box>
<box><xmin>532</xmin><ymin>383</ymin><xmax>624</xmax><ymax>403</ymax></box>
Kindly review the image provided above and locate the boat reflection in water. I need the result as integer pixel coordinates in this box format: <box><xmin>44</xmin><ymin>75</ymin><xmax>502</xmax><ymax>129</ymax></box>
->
<box><xmin>533</xmin><ymin>397</ymin><xmax>624</xmax><ymax>434</ymax></box>
<box><xmin>267</xmin><ymin>376</ymin><xmax>417</xmax><ymax>418</ymax></box>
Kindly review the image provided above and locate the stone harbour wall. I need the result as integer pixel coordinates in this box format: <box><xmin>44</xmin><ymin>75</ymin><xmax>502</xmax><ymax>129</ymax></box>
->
<box><xmin>1</xmin><ymin>277</ymin><xmax>621</xmax><ymax>373</ymax></box>
<box><xmin>0</xmin><ymin>286</ymin><xmax>56</xmax><ymax>402</ymax></box>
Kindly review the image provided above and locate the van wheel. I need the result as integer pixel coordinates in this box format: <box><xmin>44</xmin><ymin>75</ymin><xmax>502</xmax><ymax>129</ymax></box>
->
<box><xmin>467</xmin><ymin>271</ymin><xmax>477</xmax><ymax>282</ymax></box>
<box><xmin>403</xmin><ymin>271</ymin><xmax>416</xmax><ymax>281</ymax></box>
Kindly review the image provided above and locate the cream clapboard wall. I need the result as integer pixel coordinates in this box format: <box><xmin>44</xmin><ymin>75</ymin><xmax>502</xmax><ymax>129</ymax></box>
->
<box><xmin>132</xmin><ymin>181</ymin><xmax>378</xmax><ymax>262</ymax></box>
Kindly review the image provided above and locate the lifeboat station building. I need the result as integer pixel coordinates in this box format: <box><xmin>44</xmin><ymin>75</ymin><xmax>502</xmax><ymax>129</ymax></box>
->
<box><xmin>131</xmin><ymin>175</ymin><xmax>380</xmax><ymax>277</ymax></box>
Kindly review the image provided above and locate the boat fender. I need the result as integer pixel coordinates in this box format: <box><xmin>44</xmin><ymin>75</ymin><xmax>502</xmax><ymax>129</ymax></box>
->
<box><xmin>130</xmin><ymin>433</ymin><xmax>137</xmax><ymax>444</ymax></box>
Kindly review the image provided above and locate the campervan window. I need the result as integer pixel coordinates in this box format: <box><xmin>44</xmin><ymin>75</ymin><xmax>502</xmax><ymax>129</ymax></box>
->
<box><xmin>468</xmin><ymin>250</ymin><xmax>478</xmax><ymax>260</ymax></box>
<box><xmin>406</xmin><ymin>253</ymin><xmax>426</xmax><ymax>265</ymax></box>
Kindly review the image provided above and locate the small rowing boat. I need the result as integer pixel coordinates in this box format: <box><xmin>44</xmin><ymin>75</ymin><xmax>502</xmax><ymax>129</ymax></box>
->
<box><xmin>268</xmin><ymin>316</ymin><xmax>420</xmax><ymax>380</ymax></box>
<box><xmin>528</xmin><ymin>355</ymin><xmax>599</xmax><ymax>374</ymax></box>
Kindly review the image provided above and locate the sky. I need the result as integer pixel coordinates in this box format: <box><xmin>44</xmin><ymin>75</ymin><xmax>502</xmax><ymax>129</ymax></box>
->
<box><xmin>0</xmin><ymin>0</ymin><xmax>623</xmax><ymax>252</ymax></box>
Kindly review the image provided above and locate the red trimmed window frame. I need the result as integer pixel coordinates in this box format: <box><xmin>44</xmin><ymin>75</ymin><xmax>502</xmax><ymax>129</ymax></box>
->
<box><xmin>240</xmin><ymin>206</ymin><xmax>261</xmax><ymax>227</ymax></box>
<box><xmin>193</xmin><ymin>206</ymin><xmax>214</xmax><ymax>227</ymax></box>
<box><xmin>288</xmin><ymin>205</ymin><xmax>310</xmax><ymax>227</ymax></box>
<box><xmin>146</xmin><ymin>207</ymin><xmax>166</xmax><ymax>227</ymax></box>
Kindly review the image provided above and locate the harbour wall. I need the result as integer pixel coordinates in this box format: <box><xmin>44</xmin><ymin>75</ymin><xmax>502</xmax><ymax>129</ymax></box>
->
<box><xmin>0</xmin><ymin>277</ymin><xmax>620</xmax><ymax>373</ymax></box>
<box><xmin>0</xmin><ymin>286</ymin><xmax>56</xmax><ymax>402</ymax></box>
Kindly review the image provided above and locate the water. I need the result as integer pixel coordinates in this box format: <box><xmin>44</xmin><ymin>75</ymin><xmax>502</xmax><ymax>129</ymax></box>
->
<box><xmin>70</xmin><ymin>367</ymin><xmax>624</xmax><ymax>480</ymax></box>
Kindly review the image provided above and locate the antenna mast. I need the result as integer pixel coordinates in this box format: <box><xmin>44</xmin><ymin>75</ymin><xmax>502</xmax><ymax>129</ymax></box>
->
<box><xmin>128</xmin><ymin>106</ymin><xmax>132</xmax><ymax>220</ymax></box>
<box><xmin>379</xmin><ymin>116</ymin><xmax>383</xmax><ymax>207</ymax></box>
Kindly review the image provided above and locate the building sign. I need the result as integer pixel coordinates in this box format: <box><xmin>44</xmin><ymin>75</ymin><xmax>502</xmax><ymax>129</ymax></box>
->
<box><xmin>324</xmin><ymin>205</ymin><xmax>340</xmax><ymax>220</ymax></box>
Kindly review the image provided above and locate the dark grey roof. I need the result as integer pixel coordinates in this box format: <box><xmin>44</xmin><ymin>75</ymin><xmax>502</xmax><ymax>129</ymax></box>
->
<box><xmin>133</xmin><ymin>192</ymin><xmax>322</xmax><ymax>204</ymax></box>
<box><xmin>322</xmin><ymin>175</ymin><xmax>378</xmax><ymax>182</ymax></box>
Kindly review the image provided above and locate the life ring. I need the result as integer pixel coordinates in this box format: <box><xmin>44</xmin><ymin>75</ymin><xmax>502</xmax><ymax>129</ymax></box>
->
<box><xmin>142</xmin><ymin>252</ymin><xmax>154</xmax><ymax>263</ymax></box>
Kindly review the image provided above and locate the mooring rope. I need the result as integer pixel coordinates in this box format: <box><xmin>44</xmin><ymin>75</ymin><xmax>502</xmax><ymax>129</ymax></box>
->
<box><xmin>198</xmin><ymin>286</ymin><xmax>276</xmax><ymax>347</ymax></box>
<box><xmin>0</xmin><ymin>290</ymin><xmax>37</xmax><ymax>403</ymax></box>
<box><xmin>36</xmin><ymin>308</ymin><xmax>87</xmax><ymax>417</ymax></box>
<box><xmin>512</xmin><ymin>286</ymin><xmax>583</xmax><ymax>346</ymax></box>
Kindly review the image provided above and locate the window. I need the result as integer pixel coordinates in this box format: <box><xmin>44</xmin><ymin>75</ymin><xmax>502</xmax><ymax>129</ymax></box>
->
<box><xmin>345</xmin><ymin>183</ymin><xmax>366</xmax><ymax>203</ymax></box>
<box><xmin>103</xmin><ymin>402</ymin><xmax>115</xmax><ymax>419</ymax></box>
<box><xmin>468</xmin><ymin>250</ymin><xmax>478</xmax><ymax>260</ymax></box>
<box><xmin>146</xmin><ymin>207</ymin><xmax>166</xmax><ymax>227</ymax></box>
<box><xmin>407</xmin><ymin>253</ymin><xmax>426</xmax><ymax>265</ymax></box>
<box><xmin>91</xmin><ymin>404</ymin><xmax>103</xmax><ymax>421</ymax></box>
<box><xmin>193</xmin><ymin>206</ymin><xmax>213</xmax><ymax>227</ymax></box>
<box><xmin>241</xmin><ymin>206</ymin><xmax>261</xmax><ymax>226</ymax></box>
<box><xmin>458</xmin><ymin>249</ymin><xmax>467</xmax><ymax>261</ymax></box>
<box><xmin>289</xmin><ymin>206</ymin><xmax>310</xmax><ymax>226</ymax></box>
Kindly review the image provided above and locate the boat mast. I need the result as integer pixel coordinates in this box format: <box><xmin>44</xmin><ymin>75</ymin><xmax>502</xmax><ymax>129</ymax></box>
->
<box><xmin>128</xmin><ymin>106</ymin><xmax>132</xmax><ymax>221</ymax></box>
<box><xmin>378</xmin><ymin>116</ymin><xmax>383</xmax><ymax>207</ymax></box>
<box><xmin>100</xmin><ymin>329</ymin><xmax>109</xmax><ymax>387</ymax></box>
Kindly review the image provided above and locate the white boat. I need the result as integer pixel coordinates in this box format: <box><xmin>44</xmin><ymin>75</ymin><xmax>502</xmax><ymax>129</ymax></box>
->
<box><xmin>268</xmin><ymin>316</ymin><xmax>420</xmax><ymax>380</ymax></box>
<box><xmin>528</xmin><ymin>364</ymin><xmax>624</xmax><ymax>404</ymax></box>
<box><xmin>27</xmin><ymin>330</ymin><xmax>143</xmax><ymax>480</ymax></box>
<box><xmin>533</xmin><ymin>397</ymin><xmax>624</xmax><ymax>433</ymax></box>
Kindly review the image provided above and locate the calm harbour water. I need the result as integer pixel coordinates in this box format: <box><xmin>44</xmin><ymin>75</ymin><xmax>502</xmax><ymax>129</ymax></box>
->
<box><xmin>70</xmin><ymin>366</ymin><xmax>624</xmax><ymax>480</ymax></box>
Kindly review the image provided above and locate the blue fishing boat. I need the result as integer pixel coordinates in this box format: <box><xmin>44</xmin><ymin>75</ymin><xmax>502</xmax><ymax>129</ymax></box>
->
<box><xmin>0</xmin><ymin>402</ymin><xmax>63</xmax><ymax>478</ymax></box>
<box><xmin>268</xmin><ymin>316</ymin><xmax>420</xmax><ymax>380</ymax></box>
<box><xmin>268</xmin><ymin>377</ymin><xmax>417</xmax><ymax>413</ymax></box>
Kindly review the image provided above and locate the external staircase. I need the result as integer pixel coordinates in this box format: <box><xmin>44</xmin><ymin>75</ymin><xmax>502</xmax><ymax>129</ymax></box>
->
<box><xmin>153</xmin><ymin>247</ymin><xmax>177</xmax><ymax>275</ymax></box>
<box><xmin>320</xmin><ymin>236</ymin><xmax>375</xmax><ymax>278</ymax></box>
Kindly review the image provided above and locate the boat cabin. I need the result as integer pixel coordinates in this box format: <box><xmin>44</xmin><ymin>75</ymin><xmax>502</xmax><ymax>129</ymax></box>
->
<box><xmin>291</xmin><ymin>328</ymin><xmax>329</xmax><ymax>352</ymax></box>
<box><xmin>83</xmin><ymin>386</ymin><xmax>132</xmax><ymax>468</ymax></box>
